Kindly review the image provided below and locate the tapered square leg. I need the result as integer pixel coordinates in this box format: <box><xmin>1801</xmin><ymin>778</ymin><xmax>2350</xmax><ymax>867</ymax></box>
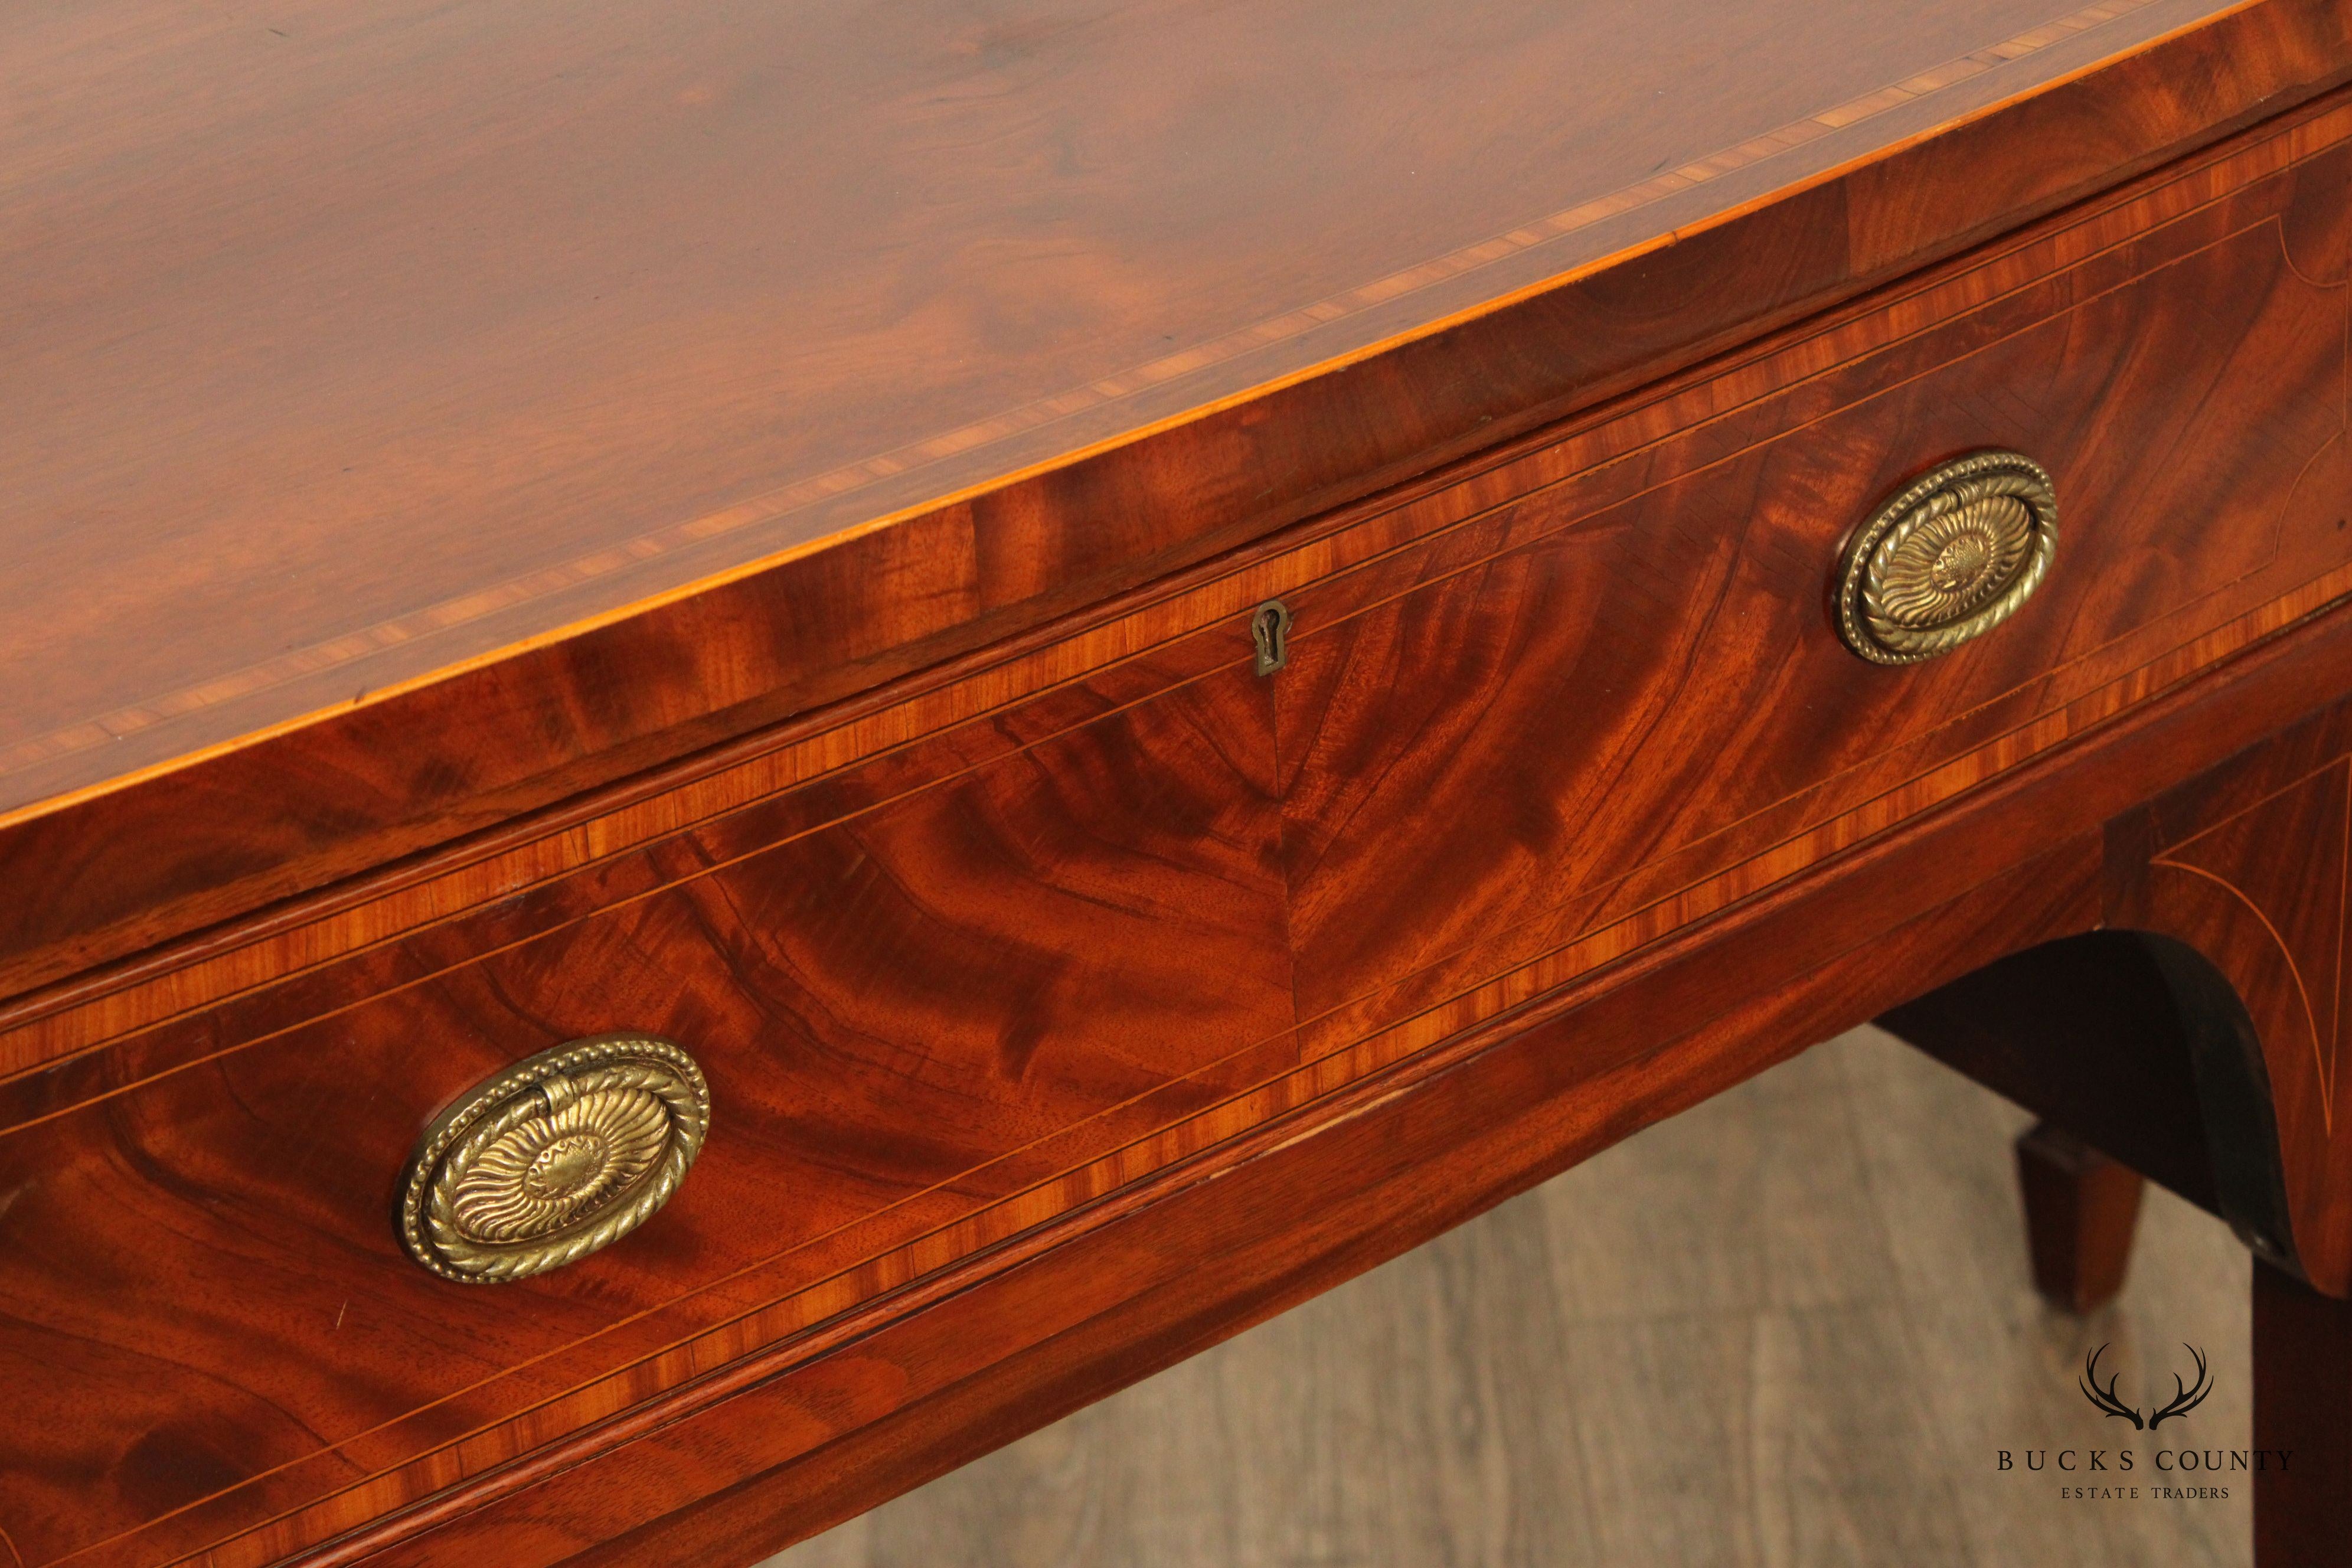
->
<box><xmin>2255</xmin><ymin>1258</ymin><xmax>2352</xmax><ymax>1566</ymax></box>
<box><xmin>2015</xmin><ymin>1120</ymin><xmax>2145</xmax><ymax>1313</ymax></box>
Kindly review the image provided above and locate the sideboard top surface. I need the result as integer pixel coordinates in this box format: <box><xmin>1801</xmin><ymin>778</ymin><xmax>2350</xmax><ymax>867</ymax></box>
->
<box><xmin>1</xmin><ymin>0</ymin><xmax>2340</xmax><ymax>995</ymax></box>
<box><xmin>0</xmin><ymin>0</ymin><xmax>2249</xmax><ymax>799</ymax></box>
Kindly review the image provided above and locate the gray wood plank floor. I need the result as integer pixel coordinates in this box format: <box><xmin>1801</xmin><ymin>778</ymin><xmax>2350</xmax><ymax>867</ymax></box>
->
<box><xmin>772</xmin><ymin>1027</ymin><xmax>2253</xmax><ymax>1567</ymax></box>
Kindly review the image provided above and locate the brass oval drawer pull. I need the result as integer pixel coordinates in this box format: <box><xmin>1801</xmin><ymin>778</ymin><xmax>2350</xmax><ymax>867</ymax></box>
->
<box><xmin>399</xmin><ymin>1034</ymin><xmax>710</xmax><ymax>1283</ymax></box>
<box><xmin>1835</xmin><ymin>450</ymin><xmax>2057</xmax><ymax>664</ymax></box>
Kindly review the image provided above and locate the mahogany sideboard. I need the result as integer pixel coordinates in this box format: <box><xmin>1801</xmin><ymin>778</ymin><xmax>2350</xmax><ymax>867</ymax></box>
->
<box><xmin>12</xmin><ymin>1</ymin><xmax>2352</xmax><ymax>1563</ymax></box>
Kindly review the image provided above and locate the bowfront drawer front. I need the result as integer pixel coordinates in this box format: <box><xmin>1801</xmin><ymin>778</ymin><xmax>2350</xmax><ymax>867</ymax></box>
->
<box><xmin>0</xmin><ymin>659</ymin><xmax>1294</xmax><ymax>1568</ymax></box>
<box><xmin>1275</xmin><ymin>141</ymin><xmax>2352</xmax><ymax>1036</ymax></box>
<box><xmin>4</xmin><ymin>97</ymin><xmax>2351</xmax><ymax>1568</ymax></box>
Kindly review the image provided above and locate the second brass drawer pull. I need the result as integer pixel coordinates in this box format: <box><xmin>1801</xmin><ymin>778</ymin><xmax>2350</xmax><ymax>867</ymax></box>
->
<box><xmin>1835</xmin><ymin>449</ymin><xmax>2057</xmax><ymax>665</ymax></box>
<box><xmin>399</xmin><ymin>1033</ymin><xmax>710</xmax><ymax>1283</ymax></box>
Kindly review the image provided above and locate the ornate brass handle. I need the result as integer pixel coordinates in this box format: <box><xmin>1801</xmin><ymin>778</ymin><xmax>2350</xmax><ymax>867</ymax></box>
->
<box><xmin>1834</xmin><ymin>450</ymin><xmax>2057</xmax><ymax>665</ymax></box>
<box><xmin>398</xmin><ymin>1034</ymin><xmax>710</xmax><ymax>1283</ymax></box>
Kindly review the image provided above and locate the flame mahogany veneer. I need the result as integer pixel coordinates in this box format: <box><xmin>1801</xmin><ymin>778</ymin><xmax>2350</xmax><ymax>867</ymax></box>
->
<box><xmin>12</xmin><ymin>3</ymin><xmax>2352</xmax><ymax>1566</ymax></box>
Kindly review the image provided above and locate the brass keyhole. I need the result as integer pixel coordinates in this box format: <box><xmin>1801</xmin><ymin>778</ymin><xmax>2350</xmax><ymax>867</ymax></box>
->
<box><xmin>1251</xmin><ymin>600</ymin><xmax>1292</xmax><ymax>676</ymax></box>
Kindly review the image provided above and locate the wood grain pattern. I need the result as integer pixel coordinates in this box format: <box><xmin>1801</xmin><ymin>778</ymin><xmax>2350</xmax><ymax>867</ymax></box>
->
<box><xmin>5</xmin><ymin>0</ymin><xmax>2349</xmax><ymax>1002</ymax></box>
<box><xmin>38</xmin><ymin>531</ymin><xmax>2352</xmax><ymax>1568</ymax></box>
<box><xmin>355</xmin><ymin>582</ymin><xmax>2352</xmax><ymax>1568</ymax></box>
<box><xmin>1271</xmin><ymin>156</ymin><xmax>2348</xmax><ymax>1032</ymax></box>
<box><xmin>11</xmin><ymin>81</ymin><xmax>2351</xmax><ymax>1082</ymax></box>
<box><xmin>2114</xmin><ymin>703</ymin><xmax>2352</xmax><ymax>1294</ymax></box>
<box><xmin>332</xmin><ymin>838</ymin><xmax>2112</xmax><ymax>1568</ymax></box>
<box><xmin>18</xmin><ymin>22</ymin><xmax>2352</xmax><ymax>1568</ymax></box>
<box><xmin>10</xmin><ymin>84</ymin><xmax>2352</xmax><ymax>1568</ymax></box>
<box><xmin>776</xmin><ymin>1028</ymin><xmax>2254</xmax><ymax>1568</ymax></box>
<box><xmin>0</xmin><ymin>665</ymin><xmax>1292</xmax><ymax>1568</ymax></box>
<box><xmin>0</xmin><ymin>0</ymin><xmax>2236</xmax><ymax>783</ymax></box>
<box><xmin>288</xmin><ymin>566</ymin><xmax>2352</xmax><ymax>1568</ymax></box>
